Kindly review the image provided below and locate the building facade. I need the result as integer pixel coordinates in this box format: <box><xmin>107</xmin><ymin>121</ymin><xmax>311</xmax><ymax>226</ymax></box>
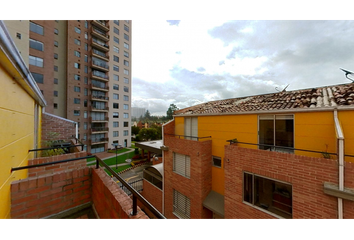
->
<box><xmin>3</xmin><ymin>20</ymin><xmax>132</xmax><ymax>153</ymax></box>
<box><xmin>0</xmin><ymin>21</ymin><xmax>46</xmax><ymax>218</ymax></box>
<box><xmin>162</xmin><ymin>83</ymin><xmax>354</xmax><ymax>219</ymax></box>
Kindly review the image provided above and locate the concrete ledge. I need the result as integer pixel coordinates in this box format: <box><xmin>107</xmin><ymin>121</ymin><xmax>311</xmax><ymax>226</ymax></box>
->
<box><xmin>43</xmin><ymin>202</ymin><xmax>94</xmax><ymax>219</ymax></box>
<box><xmin>323</xmin><ymin>182</ymin><xmax>354</xmax><ymax>201</ymax></box>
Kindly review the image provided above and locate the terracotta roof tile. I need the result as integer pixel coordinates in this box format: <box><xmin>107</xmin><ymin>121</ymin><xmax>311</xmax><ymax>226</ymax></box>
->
<box><xmin>175</xmin><ymin>83</ymin><xmax>354</xmax><ymax>115</ymax></box>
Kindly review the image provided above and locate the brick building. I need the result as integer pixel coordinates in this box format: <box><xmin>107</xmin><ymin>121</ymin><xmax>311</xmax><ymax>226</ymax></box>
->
<box><xmin>160</xmin><ymin>82</ymin><xmax>354</xmax><ymax>219</ymax></box>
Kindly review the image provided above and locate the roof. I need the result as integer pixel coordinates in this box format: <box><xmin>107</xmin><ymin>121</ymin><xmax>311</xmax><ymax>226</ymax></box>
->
<box><xmin>144</xmin><ymin>163</ymin><xmax>163</xmax><ymax>178</ymax></box>
<box><xmin>203</xmin><ymin>190</ymin><xmax>224</xmax><ymax>217</ymax></box>
<box><xmin>135</xmin><ymin>140</ymin><xmax>163</xmax><ymax>154</ymax></box>
<box><xmin>175</xmin><ymin>83</ymin><xmax>354</xmax><ymax>115</ymax></box>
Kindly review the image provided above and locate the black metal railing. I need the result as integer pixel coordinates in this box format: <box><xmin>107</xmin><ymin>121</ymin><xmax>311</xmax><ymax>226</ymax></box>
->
<box><xmin>118</xmin><ymin>179</ymin><xmax>143</xmax><ymax>196</ymax></box>
<box><xmin>28</xmin><ymin>144</ymin><xmax>84</xmax><ymax>153</ymax></box>
<box><xmin>91</xmin><ymin>95</ymin><xmax>109</xmax><ymax>100</ymax></box>
<box><xmin>226</xmin><ymin>140</ymin><xmax>339</xmax><ymax>156</ymax></box>
<box><xmin>164</xmin><ymin>133</ymin><xmax>211</xmax><ymax>141</ymax></box>
<box><xmin>95</xmin><ymin>157</ymin><xmax>166</xmax><ymax>219</ymax></box>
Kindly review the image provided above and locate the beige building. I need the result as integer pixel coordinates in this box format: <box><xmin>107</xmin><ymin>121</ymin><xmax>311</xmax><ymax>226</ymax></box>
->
<box><xmin>4</xmin><ymin>20</ymin><xmax>132</xmax><ymax>153</ymax></box>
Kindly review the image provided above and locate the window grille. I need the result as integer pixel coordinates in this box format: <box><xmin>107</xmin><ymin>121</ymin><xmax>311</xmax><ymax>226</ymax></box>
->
<box><xmin>173</xmin><ymin>190</ymin><xmax>190</xmax><ymax>219</ymax></box>
<box><xmin>173</xmin><ymin>153</ymin><xmax>190</xmax><ymax>178</ymax></box>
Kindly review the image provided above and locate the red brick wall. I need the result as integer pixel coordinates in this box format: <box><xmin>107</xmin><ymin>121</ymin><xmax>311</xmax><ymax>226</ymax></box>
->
<box><xmin>224</xmin><ymin>145</ymin><xmax>354</xmax><ymax>219</ymax></box>
<box><xmin>28</xmin><ymin>152</ymin><xmax>88</xmax><ymax>178</ymax></box>
<box><xmin>142</xmin><ymin>180</ymin><xmax>162</xmax><ymax>213</ymax></box>
<box><xmin>42</xmin><ymin>112</ymin><xmax>76</xmax><ymax>145</ymax></box>
<box><xmin>163</xmin><ymin>135</ymin><xmax>213</xmax><ymax>219</ymax></box>
<box><xmin>11</xmin><ymin>167</ymin><xmax>92</xmax><ymax>218</ymax></box>
<box><xmin>91</xmin><ymin>168</ymin><xmax>149</xmax><ymax>219</ymax></box>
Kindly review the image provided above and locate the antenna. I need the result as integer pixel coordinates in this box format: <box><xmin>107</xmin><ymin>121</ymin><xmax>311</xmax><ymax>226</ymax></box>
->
<box><xmin>275</xmin><ymin>84</ymin><xmax>289</xmax><ymax>92</ymax></box>
<box><xmin>340</xmin><ymin>68</ymin><xmax>354</xmax><ymax>82</ymax></box>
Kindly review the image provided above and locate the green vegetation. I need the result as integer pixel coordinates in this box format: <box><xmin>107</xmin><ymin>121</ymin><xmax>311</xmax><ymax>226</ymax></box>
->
<box><xmin>103</xmin><ymin>151</ymin><xmax>136</xmax><ymax>165</ymax></box>
<box><xmin>107</xmin><ymin>148</ymin><xmax>131</xmax><ymax>154</ymax></box>
<box><xmin>104</xmin><ymin>165</ymin><xmax>131</xmax><ymax>175</ymax></box>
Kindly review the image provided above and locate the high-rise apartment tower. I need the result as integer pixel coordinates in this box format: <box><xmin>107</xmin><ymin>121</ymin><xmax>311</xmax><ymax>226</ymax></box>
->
<box><xmin>4</xmin><ymin>20</ymin><xmax>132</xmax><ymax>153</ymax></box>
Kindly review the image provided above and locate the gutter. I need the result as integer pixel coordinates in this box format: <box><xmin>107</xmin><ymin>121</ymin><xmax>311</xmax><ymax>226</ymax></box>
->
<box><xmin>334</xmin><ymin>108</ymin><xmax>345</xmax><ymax>219</ymax></box>
<box><xmin>0</xmin><ymin>20</ymin><xmax>46</xmax><ymax>107</ymax></box>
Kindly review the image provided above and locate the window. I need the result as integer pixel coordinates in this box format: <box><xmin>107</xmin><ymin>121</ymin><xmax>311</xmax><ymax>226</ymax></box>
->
<box><xmin>74</xmin><ymin>86</ymin><xmax>80</xmax><ymax>92</ymax></box>
<box><xmin>114</xmin><ymin>27</ymin><xmax>119</xmax><ymax>35</ymax></box>
<box><xmin>124</xmin><ymin>33</ymin><xmax>129</xmax><ymax>41</ymax></box>
<box><xmin>74</xmin><ymin>63</ymin><xmax>80</xmax><ymax>69</ymax></box>
<box><xmin>29</xmin><ymin>56</ymin><xmax>43</xmax><ymax>67</ymax></box>
<box><xmin>84</xmin><ymin>88</ymin><xmax>88</xmax><ymax>96</ymax></box>
<box><xmin>124</xmin><ymin>95</ymin><xmax>129</xmax><ymax>101</ymax></box>
<box><xmin>113</xmin><ymin>122</ymin><xmax>119</xmax><ymax>128</ymax></box>
<box><xmin>124</xmin><ymin>122</ymin><xmax>128</xmax><ymax>127</ymax></box>
<box><xmin>173</xmin><ymin>190</ymin><xmax>190</xmax><ymax>219</ymax></box>
<box><xmin>85</xmin><ymin>43</ymin><xmax>88</xmax><ymax>51</ymax></box>
<box><xmin>84</xmin><ymin>77</ymin><xmax>88</xmax><ymax>84</ymax></box>
<box><xmin>124</xmin><ymin>86</ymin><xmax>129</xmax><ymax>92</ymax></box>
<box><xmin>54</xmin><ymin>91</ymin><xmax>58</xmax><ymax>97</ymax></box>
<box><xmin>29</xmin><ymin>39</ymin><xmax>44</xmax><ymax>51</ymax></box>
<box><xmin>54</xmin><ymin>28</ymin><xmax>59</xmax><ymax>34</ymax></box>
<box><xmin>124</xmin><ymin>25</ymin><xmax>129</xmax><ymax>32</ymax></box>
<box><xmin>84</xmin><ymin>100</ymin><xmax>88</xmax><ymax>107</ymax></box>
<box><xmin>114</xmin><ymin>36</ymin><xmax>119</xmax><ymax>44</ymax></box>
<box><xmin>84</xmin><ymin>65</ymin><xmax>88</xmax><ymax>73</ymax></box>
<box><xmin>258</xmin><ymin>115</ymin><xmax>294</xmax><ymax>153</ymax></box>
<box><xmin>54</xmin><ymin>78</ymin><xmax>58</xmax><ymax>84</ymax></box>
<box><xmin>113</xmin><ymin>75</ymin><xmax>119</xmax><ymax>81</ymax></box>
<box><xmin>123</xmin><ymin>104</ymin><xmax>129</xmax><ymax>110</ymax></box>
<box><xmin>84</xmin><ymin>122</ymin><xmax>88</xmax><ymax>130</ymax></box>
<box><xmin>113</xmin><ymin>103</ymin><xmax>119</xmax><ymax>109</ymax></box>
<box><xmin>16</xmin><ymin>33</ymin><xmax>21</xmax><ymax>39</ymax></box>
<box><xmin>74</xmin><ymin>110</ymin><xmax>80</xmax><ymax>116</ymax></box>
<box><xmin>113</xmin><ymin>131</ymin><xmax>119</xmax><ymax>137</ymax></box>
<box><xmin>84</xmin><ymin>55</ymin><xmax>88</xmax><ymax>62</ymax></box>
<box><xmin>74</xmin><ymin>74</ymin><xmax>80</xmax><ymax>80</ymax></box>
<box><xmin>30</xmin><ymin>22</ymin><xmax>44</xmax><ymax>35</ymax></box>
<box><xmin>212</xmin><ymin>156</ymin><xmax>222</xmax><ymax>168</ymax></box>
<box><xmin>74</xmin><ymin>98</ymin><xmax>80</xmax><ymax>104</ymax></box>
<box><xmin>124</xmin><ymin>78</ymin><xmax>129</xmax><ymax>84</ymax></box>
<box><xmin>114</xmin><ymin>20</ymin><xmax>119</xmax><ymax>26</ymax></box>
<box><xmin>75</xmin><ymin>39</ymin><xmax>81</xmax><ymax>45</ymax></box>
<box><xmin>124</xmin><ymin>130</ymin><xmax>128</xmax><ymax>136</ymax></box>
<box><xmin>243</xmin><ymin>172</ymin><xmax>292</xmax><ymax>219</ymax></box>
<box><xmin>54</xmin><ymin>66</ymin><xmax>58</xmax><ymax>72</ymax></box>
<box><xmin>124</xmin><ymin>60</ymin><xmax>129</xmax><ymax>66</ymax></box>
<box><xmin>113</xmin><ymin>93</ymin><xmax>119</xmax><ymax>100</ymax></box>
<box><xmin>31</xmin><ymin>72</ymin><xmax>43</xmax><ymax>83</ymax></box>
<box><xmin>113</xmin><ymin>84</ymin><xmax>119</xmax><ymax>90</ymax></box>
<box><xmin>113</xmin><ymin>46</ymin><xmax>119</xmax><ymax>53</ymax></box>
<box><xmin>54</xmin><ymin>53</ymin><xmax>58</xmax><ymax>59</ymax></box>
<box><xmin>54</xmin><ymin>103</ymin><xmax>58</xmax><ymax>109</ymax></box>
<box><xmin>113</xmin><ymin>112</ymin><xmax>119</xmax><ymax>118</ymax></box>
<box><xmin>75</xmin><ymin>27</ymin><xmax>81</xmax><ymax>34</ymax></box>
<box><xmin>85</xmin><ymin>32</ymin><xmax>88</xmax><ymax>39</ymax></box>
<box><xmin>74</xmin><ymin>51</ymin><xmax>81</xmax><ymax>57</ymax></box>
<box><xmin>173</xmin><ymin>153</ymin><xmax>190</xmax><ymax>178</ymax></box>
<box><xmin>124</xmin><ymin>42</ymin><xmax>129</xmax><ymax>49</ymax></box>
<box><xmin>124</xmin><ymin>51</ymin><xmax>129</xmax><ymax>58</ymax></box>
<box><xmin>83</xmin><ymin>133</ymin><xmax>87</xmax><ymax>141</ymax></box>
<box><xmin>124</xmin><ymin>113</ymin><xmax>129</xmax><ymax>119</ymax></box>
<box><xmin>124</xmin><ymin>69</ymin><xmax>129</xmax><ymax>75</ymax></box>
<box><xmin>85</xmin><ymin>21</ymin><xmax>88</xmax><ymax>28</ymax></box>
<box><xmin>184</xmin><ymin>117</ymin><xmax>198</xmax><ymax>140</ymax></box>
<box><xmin>113</xmin><ymin>56</ymin><xmax>119</xmax><ymax>62</ymax></box>
<box><xmin>84</xmin><ymin>111</ymin><xmax>87</xmax><ymax>118</ymax></box>
<box><xmin>113</xmin><ymin>65</ymin><xmax>119</xmax><ymax>72</ymax></box>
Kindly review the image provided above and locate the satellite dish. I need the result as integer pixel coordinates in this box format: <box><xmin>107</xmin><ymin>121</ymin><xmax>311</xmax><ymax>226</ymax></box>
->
<box><xmin>275</xmin><ymin>84</ymin><xmax>289</xmax><ymax>92</ymax></box>
<box><xmin>340</xmin><ymin>68</ymin><xmax>354</xmax><ymax>82</ymax></box>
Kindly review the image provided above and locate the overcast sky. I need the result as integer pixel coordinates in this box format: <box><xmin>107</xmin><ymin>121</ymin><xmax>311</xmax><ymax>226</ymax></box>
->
<box><xmin>132</xmin><ymin>20</ymin><xmax>354</xmax><ymax>115</ymax></box>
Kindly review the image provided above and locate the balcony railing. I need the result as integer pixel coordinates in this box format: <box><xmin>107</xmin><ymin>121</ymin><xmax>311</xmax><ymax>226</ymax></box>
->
<box><xmin>92</xmin><ymin>49</ymin><xmax>109</xmax><ymax>60</ymax></box>
<box><xmin>91</xmin><ymin>137</ymin><xmax>108</xmax><ymax>143</ymax></box>
<box><xmin>90</xmin><ymin>117</ymin><xmax>109</xmax><ymax>122</ymax></box>
<box><xmin>164</xmin><ymin>133</ymin><xmax>212</xmax><ymax>141</ymax></box>
<box><xmin>92</xmin><ymin>27</ymin><xmax>109</xmax><ymax>41</ymax></box>
<box><xmin>92</xmin><ymin>38</ymin><xmax>109</xmax><ymax>52</ymax></box>
<box><xmin>92</xmin><ymin>60</ymin><xmax>109</xmax><ymax>71</ymax></box>
<box><xmin>91</xmin><ymin>127</ymin><xmax>109</xmax><ymax>133</ymax></box>
<box><xmin>91</xmin><ymin>105</ymin><xmax>109</xmax><ymax>111</ymax></box>
<box><xmin>92</xmin><ymin>71</ymin><xmax>109</xmax><ymax>80</ymax></box>
<box><xmin>91</xmin><ymin>95</ymin><xmax>109</xmax><ymax>101</ymax></box>
<box><xmin>90</xmin><ymin>83</ymin><xmax>109</xmax><ymax>91</ymax></box>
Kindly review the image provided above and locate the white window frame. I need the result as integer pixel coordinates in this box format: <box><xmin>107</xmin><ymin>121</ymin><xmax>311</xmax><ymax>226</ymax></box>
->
<box><xmin>184</xmin><ymin>117</ymin><xmax>198</xmax><ymax>140</ymax></box>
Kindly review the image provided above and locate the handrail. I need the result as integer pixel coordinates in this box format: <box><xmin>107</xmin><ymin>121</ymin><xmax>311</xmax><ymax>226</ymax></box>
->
<box><xmin>28</xmin><ymin>144</ymin><xmax>84</xmax><ymax>152</ymax></box>
<box><xmin>164</xmin><ymin>133</ymin><xmax>211</xmax><ymax>141</ymax></box>
<box><xmin>95</xmin><ymin>156</ymin><xmax>166</xmax><ymax>219</ymax></box>
<box><xmin>11</xmin><ymin>155</ymin><xmax>94</xmax><ymax>172</ymax></box>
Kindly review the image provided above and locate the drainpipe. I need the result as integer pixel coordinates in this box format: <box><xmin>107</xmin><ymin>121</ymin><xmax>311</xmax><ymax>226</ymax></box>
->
<box><xmin>75</xmin><ymin>122</ymin><xmax>79</xmax><ymax>139</ymax></box>
<box><xmin>334</xmin><ymin>109</ymin><xmax>344</xmax><ymax>219</ymax></box>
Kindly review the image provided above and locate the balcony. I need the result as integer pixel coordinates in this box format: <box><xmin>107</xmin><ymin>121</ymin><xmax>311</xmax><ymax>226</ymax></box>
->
<box><xmin>91</xmin><ymin>59</ymin><xmax>109</xmax><ymax>72</ymax></box>
<box><xmin>91</xmin><ymin>127</ymin><xmax>109</xmax><ymax>133</ymax></box>
<box><xmin>90</xmin><ymin>94</ymin><xmax>109</xmax><ymax>102</ymax></box>
<box><xmin>90</xmin><ymin>83</ymin><xmax>109</xmax><ymax>92</ymax></box>
<box><xmin>90</xmin><ymin>137</ymin><xmax>109</xmax><ymax>145</ymax></box>
<box><xmin>91</xmin><ymin>20</ymin><xmax>109</xmax><ymax>32</ymax></box>
<box><xmin>89</xmin><ymin>116</ymin><xmax>109</xmax><ymax>122</ymax></box>
<box><xmin>91</xmin><ymin>27</ymin><xmax>109</xmax><ymax>42</ymax></box>
<box><xmin>91</xmin><ymin>38</ymin><xmax>109</xmax><ymax>52</ymax></box>
<box><xmin>91</xmin><ymin>71</ymin><xmax>109</xmax><ymax>81</ymax></box>
<box><xmin>91</xmin><ymin>105</ymin><xmax>109</xmax><ymax>112</ymax></box>
<box><xmin>91</xmin><ymin>49</ymin><xmax>109</xmax><ymax>61</ymax></box>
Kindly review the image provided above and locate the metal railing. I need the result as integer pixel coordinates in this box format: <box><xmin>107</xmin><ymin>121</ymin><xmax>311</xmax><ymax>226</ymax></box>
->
<box><xmin>92</xmin><ymin>60</ymin><xmax>109</xmax><ymax>69</ymax></box>
<box><xmin>92</xmin><ymin>27</ymin><xmax>109</xmax><ymax>38</ymax></box>
<box><xmin>92</xmin><ymin>49</ymin><xmax>108</xmax><ymax>58</ymax></box>
<box><xmin>91</xmin><ymin>137</ymin><xmax>108</xmax><ymax>143</ymax></box>
<box><xmin>91</xmin><ymin>127</ymin><xmax>109</xmax><ymax>132</ymax></box>
<box><xmin>92</xmin><ymin>70</ymin><xmax>108</xmax><ymax>79</ymax></box>
<box><xmin>95</xmin><ymin>157</ymin><xmax>165</xmax><ymax>218</ymax></box>
<box><xmin>28</xmin><ymin>144</ymin><xmax>84</xmax><ymax>153</ymax></box>
<box><xmin>91</xmin><ymin>95</ymin><xmax>109</xmax><ymax>100</ymax></box>
<box><xmin>164</xmin><ymin>133</ymin><xmax>212</xmax><ymax>141</ymax></box>
<box><xmin>119</xmin><ymin>179</ymin><xmax>143</xmax><ymax>196</ymax></box>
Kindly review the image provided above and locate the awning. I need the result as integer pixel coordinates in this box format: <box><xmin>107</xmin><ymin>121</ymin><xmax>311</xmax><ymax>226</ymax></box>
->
<box><xmin>135</xmin><ymin>140</ymin><xmax>163</xmax><ymax>154</ymax></box>
<box><xmin>202</xmin><ymin>191</ymin><xmax>224</xmax><ymax>217</ymax></box>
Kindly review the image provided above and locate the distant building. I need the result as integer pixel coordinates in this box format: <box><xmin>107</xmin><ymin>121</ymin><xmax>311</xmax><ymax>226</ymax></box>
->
<box><xmin>132</xmin><ymin>107</ymin><xmax>146</xmax><ymax>119</ymax></box>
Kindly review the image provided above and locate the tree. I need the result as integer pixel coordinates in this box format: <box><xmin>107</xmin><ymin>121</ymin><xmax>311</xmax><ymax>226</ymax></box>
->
<box><xmin>131</xmin><ymin>125</ymin><xmax>140</xmax><ymax>136</ymax></box>
<box><xmin>138</xmin><ymin>128</ymin><xmax>158</xmax><ymax>141</ymax></box>
<box><xmin>151</xmin><ymin>124</ymin><xmax>162</xmax><ymax>139</ymax></box>
<box><xmin>144</xmin><ymin>110</ymin><xmax>151</xmax><ymax>120</ymax></box>
<box><xmin>166</xmin><ymin>104</ymin><xmax>179</xmax><ymax>120</ymax></box>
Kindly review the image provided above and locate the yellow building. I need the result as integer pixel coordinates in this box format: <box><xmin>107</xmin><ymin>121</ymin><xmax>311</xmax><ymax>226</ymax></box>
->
<box><xmin>163</xmin><ymin>82</ymin><xmax>354</xmax><ymax>219</ymax></box>
<box><xmin>0</xmin><ymin>21</ymin><xmax>46</xmax><ymax>219</ymax></box>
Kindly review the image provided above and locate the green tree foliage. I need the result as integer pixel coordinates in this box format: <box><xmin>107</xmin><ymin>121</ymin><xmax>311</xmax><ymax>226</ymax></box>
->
<box><xmin>151</xmin><ymin>124</ymin><xmax>162</xmax><ymax>139</ymax></box>
<box><xmin>166</xmin><ymin>103</ymin><xmax>179</xmax><ymax>120</ymax></box>
<box><xmin>144</xmin><ymin>110</ymin><xmax>151</xmax><ymax>120</ymax></box>
<box><xmin>138</xmin><ymin>128</ymin><xmax>158</xmax><ymax>141</ymax></box>
<box><xmin>131</xmin><ymin>125</ymin><xmax>140</xmax><ymax>135</ymax></box>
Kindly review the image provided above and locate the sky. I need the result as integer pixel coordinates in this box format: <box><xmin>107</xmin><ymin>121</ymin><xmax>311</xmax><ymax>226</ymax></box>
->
<box><xmin>132</xmin><ymin>19</ymin><xmax>354</xmax><ymax>115</ymax></box>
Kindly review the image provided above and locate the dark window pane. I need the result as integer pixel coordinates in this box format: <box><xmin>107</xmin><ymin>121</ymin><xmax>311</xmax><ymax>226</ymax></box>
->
<box><xmin>259</xmin><ymin>117</ymin><xmax>274</xmax><ymax>150</ymax></box>
<box><xmin>243</xmin><ymin>172</ymin><xmax>253</xmax><ymax>204</ymax></box>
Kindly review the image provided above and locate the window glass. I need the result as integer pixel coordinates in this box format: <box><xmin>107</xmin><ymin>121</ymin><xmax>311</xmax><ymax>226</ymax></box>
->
<box><xmin>31</xmin><ymin>72</ymin><xmax>43</xmax><ymax>83</ymax></box>
<box><xmin>30</xmin><ymin>22</ymin><xmax>44</xmax><ymax>35</ymax></box>
<box><xmin>29</xmin><ymin>56</ymin><xmax>43</xmax><ymax>67</ymax></box>
<box><xmin>29</xmin><ymin>39</ymin><xmax>44</xmax><ymax>51</ymax></box>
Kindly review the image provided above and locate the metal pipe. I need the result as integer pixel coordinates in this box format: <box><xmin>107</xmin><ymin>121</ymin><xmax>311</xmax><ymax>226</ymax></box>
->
<box><xmin>28</xmin><ymin>144</ymin><xmax>84</xmax><ymax>152</ymax></box>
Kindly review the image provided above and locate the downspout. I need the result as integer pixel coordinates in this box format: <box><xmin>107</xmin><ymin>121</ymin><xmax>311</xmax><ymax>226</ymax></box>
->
<box><xmin>75</xmin><ymin>122</ymin><xmax>79</xmax><ymax>139</ymax></box>
<box><xmin>334</xmin><ymin>108</ymin><xmax>344</xmax><ymax>219</ymax></box>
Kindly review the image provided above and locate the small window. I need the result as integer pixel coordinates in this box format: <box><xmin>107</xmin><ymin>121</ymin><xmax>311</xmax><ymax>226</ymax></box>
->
<box><xmin>29</xmin><ymin>39</ymin><xmax>44</xmax><ymax>51</ymax></box>
<box><xmin>113</xmin><ymin>122</ymin><xmax>119</xmax><ymax>128</ymax></box>
<box><xmin>124</xmin><ymin>78</ymin><xmax>129</xmax><ymax>84</ymax></box>
<box><xmin>124</xmin><ymin>113</ymin><xmax>129</xmax><ymax>119</ymax></box>
<box><xmin>74</xmin><ymin>110</ymin><xmax>80</xmax><ymax>116</ymax></box>
<box><xmin>74</xmin><ymin>74</ymin><xmax>80</xmax><ymax>80</ymax></box>
<box><xmin>113</xmin><ymin>65</ymin><xmax>119</xmax><ymax>72</ymax></box>
<box><xmin>54</xmin><ymin>91</ymin><xmax>58</xmax><ymax>97</ymax></box>
<box><xmin>84</xmin><ymin>88</ymin><xmax>88</xmax><ymax>96</ymax></box>
<box><xmin>124</xmin><ymin>42</ymin><xmax>129</xmax><ymax>49</ymax></box>
<box><xmin>54</xmin><ymin>78</ymin><xmax>58</xmax><ymax>84</ymax></box>
<box><xmin>84</xmin><ymin>100</ymin><xmax>88</xmax><ymax>107</ymax></box>
<box><xmin>75</xmin><ymin>27</ymin><xmax>81</xmax><ymax>34</ymax></box>
<box><xmin>124</xmin><ymin>69</ymin><xmax>129</xmax><ymax>75</ymax></box>
<box><xmin>74</xmin><ymin>86</ymin><xmax>81</xmax><ymax>92</ymax></box>
<box><xmin>114</xmin><ymin>36</ymin><xmax>119</xmax><ymax>44</ymax></box>
<box><xmin>84</xmin><ymin>122</ymin><xmax>88</xmax><ymax>129</ymax></box>
<box><xmin>54</xmin><ymin>103</ymin><xmax>58</xmax><ymax>109</ymax></box>
<box><xmin>113</xmin><ymin>131</ymin><xmax>119</xmax><ymax>137</ymax></box>
<box><xmin>85</xmin><ymin>43</ymin><xmax>88</xmax><ymax>51</ymax></box>
<box><xmin>84</xmin><ymin>55</ymin><xmax>88</xmax><ymax>62</ymax></box>
<box><xmin>29</xmin><ymin>56</ymin><xmax>43</xmax><ymax>67</ymax></box>
<box><xmin>30</xmin><ymin>22</ymin><xmax>44</xmax><ymax>35</ymax></box>
<box><xmin>85</xmin><ymin>21</ymin><xmax>88</xmax><ymax>29</ymax></box>
<box><xmin>124</xmin><ymin>95</ymin><xmax>129</xmax><ymax>101</ymax></box>
<box><xmin>84</xmin><ymin>65</ymin><xmax>88</xmax><ymax>73</ymax></box>
<box><xmin>124</xmin><ymin>33</ymin><xmax>129</xmax><ymax>41</ymax></box>
<box><xmin>113</xmin><ymin>75</ymin><xmax>119</xmax><ymax>81</ymax></box>
<box><xmin>74</xmin><ymin>63</ymin><xmax>80</xmax><ymax>69</ymax></box>
<box><xmin>113</xmin><ymin>56</ymin><xmax>119</xmax><ymax>62</ymax></box>
<box><xmin>113</xmin><ymin>102</ymin><xmax>119</xmax><ymax>109</ymax></box>
<box><xmin>124</xmin><ymin>51</ymin><xmax>129</xmax><ymax>58</ymax></box>
<box><xmin>16</xmin><ymin>33</ymin><xmax>21</xmax><ymax>39</ymax></box>
<box><xmin>114</xmin><ymin>20</ymin><xmax>119</xmax><ymax>26</ymax></box>
<box><xmin>74</xmin><ymin>51</ymin><xmax>81</xmax><ymax>57</ymax></box>
<box><xmin>173</xmin><ymin>190</ymin><xmax>190</xmax><ymax>219</ymax></box>
<box><xmin>54</xmin><ymin>66</ymin><xmax>58</xmax><ymax>72</ymax></box>
<box><xmin>75</xmin><ymin>39</ymin><xmax>81</xmax><ymax>45</ymax></box>
<box><xmin>54</xmin><ymin>28</ymin><xmax>59</xmax><ymax>35</ymax></box>
<box><xmin>113</xmin><ymin>84</ymin><xmax>119</xmax><ymax>90</ymax></box>
<box><xmin>124</xmin><ymin>25</ymin><xmax>129</xmax><ymax>32</ymax></box>
<box><xmin>85</xmin><ymin>32</ymin><xmax>88</xmax><ymax>39</ymax></box>
<box><xmin>74</xmin><ymin>98</ymin><xmax>80</xmax><ymax>104</ymax></box>
<box><xmin>54</xmin><ymin>53</ymin><xmax>58</xmax><ymax>59</ymax></box>
<box><xmin>54</xmin><ymin>41</ymin><xmax>58</xmax><ymax>47</ymax></box>
<box><xmin>84</xmin><ymin>111</ymin><xmax>87</xmax><ymax>118</ymax></box>
<box><xmin>124</xmin><ymin>130</ymin><xmax>129</xmax><ymax>136</ymax></box>
<box><xmin>31</xmin><ymin>72</ymin><xmax>43</xmax><ymax>83</ymax></box>
<box><xmin>212</xmin><ymin>156</ymin><xmax>222</xmax><ymax>168</ymax></box>
<box><xmin>114</xmin><ymin>27</ymin><xmax>119</xmax><ymax>35</ymax></box>
<box><xmin>123</xmin><ymin>104</ymin><xmax>129</xmax><ymax>110</ymax></box>
<box><xmin>124</xmin><ymin>86</ymin><xmax>129</xmax><ymax>92</ymax></box>
<box><xmin>113</xmin><ymin>93</ymin><xmax>119</xmax><ymax>100</ymax></box>
<box><xmin>124</xmin><ymin>122</ymin><xmax>128</xmax><ymax>127</ymax></box>
<box><xmin>113</xmin><ymin>112</ymin><xmax>119</xmax><ymax>118</ymax></box>
<box><xmin>113</xmin><ymin>46</ymin><xmax>119</xmax><ymax>53</ymax></box>
<box><xmin>124</xmin><ymin>60</ymin><xmax>129</xmax><ymax>66</ymax></box>
<box><xmin>84</xmin><ymin>77</ymin><xmax>88</xmax><ymax>84</ymax></box>
<box><xmin>173</xmin><ymin>153</ymin><xmax>190</xmax><ymax>178</ymax></box>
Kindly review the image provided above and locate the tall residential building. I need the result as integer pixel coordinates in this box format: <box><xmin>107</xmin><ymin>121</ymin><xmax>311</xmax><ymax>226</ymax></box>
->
<box><xmin>132</xmin><ymin>107</ymin><xmax>146</xmax><ymax>119</ymax></box>
<box><xmin>4</xmin><ymin>20</ymin><xmax>132</xmax><ymax>153</ymax></box>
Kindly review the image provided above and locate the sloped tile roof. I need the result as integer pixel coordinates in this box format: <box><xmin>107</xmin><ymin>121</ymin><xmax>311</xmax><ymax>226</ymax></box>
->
<box><xmin>175</xmin><ymin>83</ymin><xmax>354</xmax><ymax>115</ymax></box>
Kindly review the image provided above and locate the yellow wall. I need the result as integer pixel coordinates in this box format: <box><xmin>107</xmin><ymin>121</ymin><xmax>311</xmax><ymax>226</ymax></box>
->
<box><xmin>0</xmin><ymin>65</ymin><xmax>38</xmax><ymax>219</ymax></box>
<box><xmin>174</xmin><ymin>110</ymin><xmax>354</xmax><ymax>195</ymax></box>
